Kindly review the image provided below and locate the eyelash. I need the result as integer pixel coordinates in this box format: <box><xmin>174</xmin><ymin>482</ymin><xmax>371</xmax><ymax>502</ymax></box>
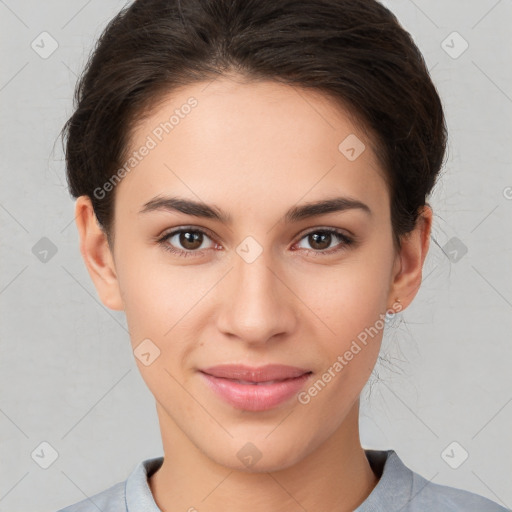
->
<box><xmin>156</xmin><ymin>226</ymin><xmax>355</xmax><ymax>258</ymax></box>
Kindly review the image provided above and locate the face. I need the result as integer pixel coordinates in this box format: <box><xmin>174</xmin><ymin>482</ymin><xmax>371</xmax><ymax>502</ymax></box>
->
<box><xmin>78</xmin><ymin>76</ymin><xmax>427</xmax><ymax>472</ymax></box>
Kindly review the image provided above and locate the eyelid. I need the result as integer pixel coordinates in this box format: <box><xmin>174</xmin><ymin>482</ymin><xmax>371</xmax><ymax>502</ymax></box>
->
<box><xmin>292</xmin><ymin>226</ymin><xmax>355</xmax><ymax>254</ymax></box>
<box><xmin>156</xmin><ymin>224</ymin><xmax>356</xmax><ymax>257</ymax></box>
<box><xmin>155</xmin><ymin>225</ymin><xmax>219</xmax><ymax>257</ymax></box>
<box><xmin>157</xmin><ymin>224</ymin><xmax>217</xmax><ymax>241</ymax></box>
<box><xmin>296</xmin><ymin>225</ymin><xmax>354</xmax><ymax>241</ymax></box>
<box><xmin>157</xmin><ymin>224</ymin><xmax>354</xmax><ymax>242</ymax></box>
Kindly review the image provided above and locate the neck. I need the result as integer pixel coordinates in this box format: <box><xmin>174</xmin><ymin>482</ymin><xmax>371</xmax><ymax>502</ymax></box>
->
<box><xmin>149</xmin><ymin>400</ymin><xmax>379</xmax><ymax>512</ymax></box>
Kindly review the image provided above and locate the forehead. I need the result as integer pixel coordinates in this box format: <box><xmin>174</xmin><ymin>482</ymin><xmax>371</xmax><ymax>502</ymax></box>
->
<box><xmin>115</xmin><ymin>77</ymin><xmax>389</xmax><ymax>220</ymax></box>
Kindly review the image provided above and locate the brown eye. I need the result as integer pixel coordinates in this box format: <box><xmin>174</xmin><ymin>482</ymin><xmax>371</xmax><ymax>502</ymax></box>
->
<box><xmin>158</xmin><ymin>227</ymin><xmax>216</xmax><ymax>257</ymax></box>
<box><xmin>178</xmin><ymin>230</ymin><xmax>204</xmax><ymax>250</ymax></box>
<box><xmin>295</xmin><ymin>228</ymin><xmax>354</xmax><ymax>255</ymax></box>
<box><xmin>308</xmin><ymin>232</ymin><xmax>332</xmax><ymax>250</ymax></box>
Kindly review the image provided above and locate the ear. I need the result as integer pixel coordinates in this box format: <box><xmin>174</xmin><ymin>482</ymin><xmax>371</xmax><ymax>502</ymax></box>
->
<box><xmin>74</xmin><ymin>195</ymin><xmax>124</xmax><ymax>311</ymax></box>
<box><xmin>388</xmin><ymin>205</ymin><xmax>432</xmax><ymax>311</ymax></box>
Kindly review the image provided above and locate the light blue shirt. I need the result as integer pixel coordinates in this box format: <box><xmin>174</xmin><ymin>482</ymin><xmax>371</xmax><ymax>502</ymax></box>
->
<box><xmin>56</xmin><ymin>449</ymin><xmax>509</xmax><ymax>511</ymax></box>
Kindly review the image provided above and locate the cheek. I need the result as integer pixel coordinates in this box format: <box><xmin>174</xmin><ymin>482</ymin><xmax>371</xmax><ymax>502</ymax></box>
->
<box><xmin>294</xmin><ymin>250</ymin><xmax>392</xmax><ymax>332</ymax></box>
<box><xmin>291</xmin><ymin>239</ymin><xmax>393</xmax><ymax>377</ymax></box>
<box><xmin>115</xmin><ymin>241</ymin><xmax>181</xmax><ymax>327</ymax></box>
<box><xmin>115</xmin><ymin>249</ymin><xmax>175</xmax><ymax>352</ymax></box>
<box><xmin>116</xmin><ymin>248</ymin><xmax>214</xmax><ymax>373</ymax></box>
<box><xmin>117</xmin><ymin>258</ymin><xmax>193</xmax><ymax>397</ymax></box>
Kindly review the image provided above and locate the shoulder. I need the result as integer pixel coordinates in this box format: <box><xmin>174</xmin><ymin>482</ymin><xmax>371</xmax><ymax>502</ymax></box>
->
<box><xmin>409</xmin><ymin>471</ymin><xmax>509</xmax><ymax>511</ymax></box>
<box><xmin>55</xmin><ymin>456</ymin><xmax>164</xmax><ymax>512</ymax></box>
<box><xmin>362</xmin><ymin>449</ymin><xmax>509</xmax><ymax>512</ymax></box>
<box><xmin>56</xmin><ymin>481</ymin><xmax>125</xmax><ymax>512</ymax></box>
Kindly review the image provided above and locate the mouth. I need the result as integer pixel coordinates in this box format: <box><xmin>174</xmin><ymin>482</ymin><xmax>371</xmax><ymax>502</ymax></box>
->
<box><xmin>200</xmin><ymin>363</ymin><xmax>311</xmax><ymax>382</ymax></box>
<box><xmin>199</xmin><ymin>364</ymin><xmax>313</xmax><ymax>411</ymax></box>
<box><xmin>220</xmin><ymin>379</ymin><xmax>294</xmax><ymax>385</ymax></box>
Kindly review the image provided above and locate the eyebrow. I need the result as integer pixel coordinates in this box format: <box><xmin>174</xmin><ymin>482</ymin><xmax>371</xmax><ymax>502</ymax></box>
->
<box><xmin>138</xmin><ymin>195</ymin><xmax>372</xmax><ymax>223</ymax></box>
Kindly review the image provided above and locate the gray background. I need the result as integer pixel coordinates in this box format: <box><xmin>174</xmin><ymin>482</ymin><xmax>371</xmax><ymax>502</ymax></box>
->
<box><xmin>1</xmin><ymin>0</ymin><xmax>511</xmax><ymax>511</ymax></box>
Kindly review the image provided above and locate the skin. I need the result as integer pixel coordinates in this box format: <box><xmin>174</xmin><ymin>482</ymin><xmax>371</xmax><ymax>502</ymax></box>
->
<box><xmin>75</xmin><ymin>75</ymin><xmax>431</xmax><ymax>512</ymax></box>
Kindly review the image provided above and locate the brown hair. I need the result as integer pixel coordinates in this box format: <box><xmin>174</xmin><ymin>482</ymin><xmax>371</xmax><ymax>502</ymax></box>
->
<box><xmin>60</xmin><ymin>0</ymin><xmax>447</xmax><ymax>249</ymax></box>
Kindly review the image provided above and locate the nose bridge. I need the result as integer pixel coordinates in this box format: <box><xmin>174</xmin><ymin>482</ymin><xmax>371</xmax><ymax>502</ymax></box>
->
<box><xmin>217</xmin><ymin>241</ymin><xmax>295</xmax><ymax>343</ymax></box>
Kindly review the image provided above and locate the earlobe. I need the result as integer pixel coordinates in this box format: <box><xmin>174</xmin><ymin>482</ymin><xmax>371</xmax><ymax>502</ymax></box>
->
<box><xmin>74</xmin><ymin>196</ymin><xmax>124</xmax><ymax>311</ymax></box>
<box><xmin>389</xmin><ymin>205</ymin><xmax>432</xmax><ymax>311</ymax></box>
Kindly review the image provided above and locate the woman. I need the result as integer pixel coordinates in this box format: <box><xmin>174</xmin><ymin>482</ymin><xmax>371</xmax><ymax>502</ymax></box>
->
<box><xmin>57</xmin><ymin>0</ymin><xmax>508</xmax><ymax>510</ymax></box>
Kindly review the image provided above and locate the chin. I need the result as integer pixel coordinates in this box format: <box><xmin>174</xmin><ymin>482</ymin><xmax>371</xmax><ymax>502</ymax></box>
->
<box><xmin>203</xmin><ymin>435</ymin><xmax>314</xmax><ymax>474</ymax></box>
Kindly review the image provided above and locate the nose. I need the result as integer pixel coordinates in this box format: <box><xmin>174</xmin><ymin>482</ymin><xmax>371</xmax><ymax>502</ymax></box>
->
<box><xmin>216</xmin><ymin>248</ymin><xmax>298</xmax><ymax>346</ymax></box>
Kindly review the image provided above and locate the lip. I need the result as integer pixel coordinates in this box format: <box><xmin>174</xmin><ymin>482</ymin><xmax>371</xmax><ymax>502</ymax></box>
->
<box><xmin>199</xmin><ymin>364</ymin><xmax>312</xmax><ymax>411</ymax></box>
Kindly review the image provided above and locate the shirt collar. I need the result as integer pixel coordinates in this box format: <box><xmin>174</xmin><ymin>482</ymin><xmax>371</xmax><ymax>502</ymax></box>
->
<box><xmin>125</xmin><ymin>455</ymin><xmax>164</xmax><ymax>511</ymax></box>
<box><xmin>125</xmin><ymin>449</ymin><xmax>412</xmax><ymax>511</ymax></box>
<box><xmin>355</xmin><ymin>449</ymin><xmax>413</xmax><ymax>511</ymax></box>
